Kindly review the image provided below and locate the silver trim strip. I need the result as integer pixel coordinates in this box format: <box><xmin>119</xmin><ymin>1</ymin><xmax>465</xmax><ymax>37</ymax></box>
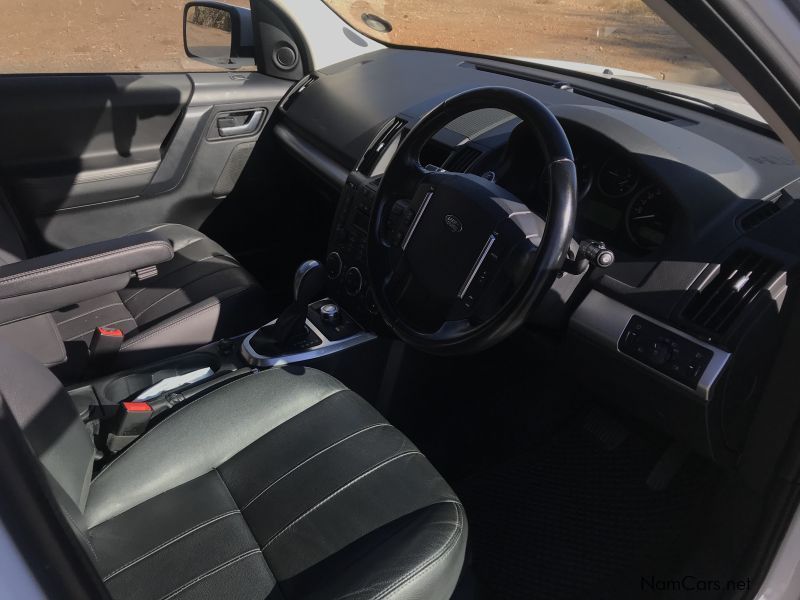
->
<box><xmin>401</xmin><ymin>190</ymin><xmax>433</xmax><ymax>250</ymax></box>
<box><xmin>241</xmin><ymin>315</ymin><xmax>376</xmax><ymax>368</ymax></box>
<box><xmin>570</xmin><ymin>290</ymin><xmax>730</xmax><ymax>401</ymax></box>
<box><xmin>458</xmin><ymin>234</ymin><xmax>496</xmax><ymax>299</ymax></box>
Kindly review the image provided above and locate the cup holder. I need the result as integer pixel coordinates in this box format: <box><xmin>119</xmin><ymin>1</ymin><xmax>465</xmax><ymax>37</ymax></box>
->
<box><xmin>102</xmin><ymin>353</ymin><xmax>223</xmax><ymax>404</ymax></box>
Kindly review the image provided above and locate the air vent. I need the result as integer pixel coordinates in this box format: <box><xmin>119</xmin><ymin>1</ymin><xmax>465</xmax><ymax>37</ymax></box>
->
<box><xmin>444</xmin><ymin>145</ymin><xmax>482</xmax><ymax>173</ymax></box>
<box><xmin>738</xmin><ymin>192</ymin><xmax>794</xmax><ymax>232</ymax></box>
<box><xmin>683</xmin><ymin>249</ymin><xmax>781</xmax><ymax>336</ymax></box>
<box><xmin>739</xmin><ymin>202</ymin><xmax>781</xmax><ymax>231</ymax></box>
<box><xmin>279</xmin><ymin>74</ymin><xmax>317</xmax><ymax>112</ymax></box>
<box><xmin>357</xmin><ymin>117</ymin><xmax>407</xmax><ymax>176</ymax></box>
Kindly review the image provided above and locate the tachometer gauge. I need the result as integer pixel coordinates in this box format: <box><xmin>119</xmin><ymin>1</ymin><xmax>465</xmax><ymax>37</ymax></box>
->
<box><xmin>598</xmin><ymin>156</ymin><xmax>639</xmax><ymax>198</ymax></box>
<box><xmin>625</xmin><ymin>185</ymin><xmax>673</xmax><ymax>250</ymax></box>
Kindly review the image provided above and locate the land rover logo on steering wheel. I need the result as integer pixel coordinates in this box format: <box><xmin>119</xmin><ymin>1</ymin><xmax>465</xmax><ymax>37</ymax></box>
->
<box><xmin>444</xmin><ymin>214</ymin><xmax>463</xmax><ymax>233</ymax></box>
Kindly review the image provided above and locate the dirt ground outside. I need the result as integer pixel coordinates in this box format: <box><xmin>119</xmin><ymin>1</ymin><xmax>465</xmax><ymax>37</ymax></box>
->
<box><xmin>0</xmin><ymin>0</ymin><xmax>724</xmax><ymax>88</ymax></box>
<box><xmin>325</xmin><ymin>0</ymin><xmax>727</xmax><ymax>87</ymax></box>
<box><xmin>0</xmin><ymin>0</ymin><xmax>251</xmax><ymax>73</ymax></box>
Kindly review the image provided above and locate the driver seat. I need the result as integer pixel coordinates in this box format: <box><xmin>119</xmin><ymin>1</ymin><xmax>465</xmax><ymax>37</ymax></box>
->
<box><xmin>0</xmin><ymin>342</ymin><xmax>466</xmax><ymax>599</ymax></box>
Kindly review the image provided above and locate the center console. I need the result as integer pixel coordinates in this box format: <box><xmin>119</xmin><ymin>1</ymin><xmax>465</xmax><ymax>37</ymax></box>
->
<box><xmin>68</xmin><ymin>177</ymin><xmax>390</xmax><ymax>455</ymax></box>
<box><xmin>324</xmin><ymin>171</ymin><xmax>382</xmax><ymax>327</ymax></box>
<box><xmin>69</xmin><ymin>254</ymin><xmax>382</xmax><ymax>454</ymax></box>
<box><xmin>241</xmin><ymin>299</ymin><xmax>375</xmax><ymax>367</ymax></box>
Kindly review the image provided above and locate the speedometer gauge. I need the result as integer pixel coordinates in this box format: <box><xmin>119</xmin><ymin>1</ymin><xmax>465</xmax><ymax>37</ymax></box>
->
<box><xmin>598</xmin><ymin>156</ymin><xmax>639</xmax><ymax>198</ymax></box>
<box><xmin>625</xmin><ymin>186</ymin><xmax>673</xmax><ymax>250</ymax></box>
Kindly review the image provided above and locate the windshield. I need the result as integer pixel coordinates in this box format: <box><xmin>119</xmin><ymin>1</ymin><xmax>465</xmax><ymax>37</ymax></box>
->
<box><xmin>323</xmin><ymin>0</ymin><xmax>762</xmax><ymax>121</ymax></box>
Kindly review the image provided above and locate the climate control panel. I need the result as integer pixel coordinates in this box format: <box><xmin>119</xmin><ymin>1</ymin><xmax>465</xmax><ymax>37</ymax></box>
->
<box><xmin>326</xmin><ymin>172</ymin><xmax>380</xmax><ymax>326</ymax></box>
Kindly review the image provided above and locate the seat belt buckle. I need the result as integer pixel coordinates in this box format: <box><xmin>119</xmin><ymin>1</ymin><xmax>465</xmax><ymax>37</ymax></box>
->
<box><xmin>107</xmin><ymin>401</ymin><xmax>153</xmax><ymax>452</ymax></box>
<box><xmin>89</xmin><ymin>326</ymin><xmax>124</xmax><ymax>357</ymax></box>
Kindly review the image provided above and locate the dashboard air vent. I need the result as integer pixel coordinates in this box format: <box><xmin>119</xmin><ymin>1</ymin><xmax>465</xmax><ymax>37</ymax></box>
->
<box><xmin>445</xmin><ymin>145</ymin><xmax>482</xmax><ymax>173</ymax></box>
<box><xmin>683</xmin><ymin>249</ymin><xmax>781</xmax><ymax>336</ymax></box>
<box><xmin>279</xmin><ymin>74</ymin><xmax>317</xmax><ymax>111</ymax></box>
<box><xmin>738</xmin><ymin>191</ymin><xmax>794</xmax><ymax>232</ymax></box>
<box><xmin>357</xmin><ymin>117</ymin><xmax>407</xmax><ymax>176</ymax></box>
<box><xmin>739</xmin><ymin>202</ymin><xmax>781</xmax><ymax>231</ymax></box>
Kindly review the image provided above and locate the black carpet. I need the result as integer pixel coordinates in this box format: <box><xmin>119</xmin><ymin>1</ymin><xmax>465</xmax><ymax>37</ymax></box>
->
<box><xmin>454</xmin><ymin>412</ymin><xmax>717</xmax><ymax>599</ymax></box>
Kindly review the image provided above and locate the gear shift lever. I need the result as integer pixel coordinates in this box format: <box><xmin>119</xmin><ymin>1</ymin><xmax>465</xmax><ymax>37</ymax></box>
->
<box><xmin>293</xmin><ymin>260</ymin><xmax>327</xmax><ymax>306</ymax></box>
<box><xmin>271</xmin><ymin>260</ymin><xmax>326</xmax><ymax>345</ymax></box>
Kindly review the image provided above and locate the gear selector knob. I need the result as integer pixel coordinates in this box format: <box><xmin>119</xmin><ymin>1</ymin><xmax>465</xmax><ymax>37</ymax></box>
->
<box><xmin>294</xmin><ymin>260</ymin><xmax>327</xmax><ymax>305</ymax></box>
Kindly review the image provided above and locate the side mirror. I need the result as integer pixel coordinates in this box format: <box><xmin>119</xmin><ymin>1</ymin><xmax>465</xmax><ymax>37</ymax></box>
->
<box><xmin>183</xmin><ymin>1</ymin><xmax>255</xmax><ymax>69</ymax></box>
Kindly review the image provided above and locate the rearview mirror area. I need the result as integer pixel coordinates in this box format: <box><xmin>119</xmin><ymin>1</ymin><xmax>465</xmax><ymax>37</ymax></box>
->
<box><xmin>183</xmin><ymin>1</ymin><xmax>255</xmax><ymax>69</ymax></box>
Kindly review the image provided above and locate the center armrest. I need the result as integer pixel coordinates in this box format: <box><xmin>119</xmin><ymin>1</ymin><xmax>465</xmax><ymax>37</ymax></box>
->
<box><xmin>0</xmin><ymin>232</ymin><xmax>174</xmax><ymax>324</ymax></box>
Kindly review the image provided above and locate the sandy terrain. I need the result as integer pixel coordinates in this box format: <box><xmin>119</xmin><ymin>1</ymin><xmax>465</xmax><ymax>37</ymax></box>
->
<box><xmin>325</xmin><ymin>0</ymin><xmax>726</xmax><ymax>87</ymax></box>
<box><xmin>0</xmin><ymin>0</ymin><xmax>723</xmax><ymax>88</ymax></box>
<box><xmin>0</xmin><ymin>0</ymin><xmax>251</xmax><ymax>73</ymax></box>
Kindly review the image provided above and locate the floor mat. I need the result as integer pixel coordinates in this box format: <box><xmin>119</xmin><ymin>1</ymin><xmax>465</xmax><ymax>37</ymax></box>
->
<box><xmin>454</xmin><ymin>412</ymin><xmax>717</xmax><ymax>600</ymax></box>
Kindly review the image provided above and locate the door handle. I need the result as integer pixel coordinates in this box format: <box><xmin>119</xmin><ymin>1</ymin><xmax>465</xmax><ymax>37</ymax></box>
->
<box><xmin>216</xmin><ymin>108</ymin><xmax>266</xmax><ymax>137</ymax></box>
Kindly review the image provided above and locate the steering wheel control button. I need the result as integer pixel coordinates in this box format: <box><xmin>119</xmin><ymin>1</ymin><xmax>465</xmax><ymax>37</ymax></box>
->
<box><xmin>326</xmin><ymin>252</ymin><xmax>343</xmax><ymax>279</ymax></box>
<box><xmin>344</xmin><ymin>267</ymin><xmax>363</xmax><ymax>296</ymax></box>
<box><xmin>385</xmin><ymin>200</ymin><xmax>413</xmax><ymax>247</ymax></box>
<box><xmin>619</xmin><ymin>316</ymin><xmax>714</xmax><ymax>388</ymax></box>
<box><xmin>320</xmin><ymin>303</ymin><xmax>341</xmax><ymax>322</ymax></box>
<box><xmin>444</xmin><ymin>214</ymin><xmax>463</xmax><ymax>233</ymax></box>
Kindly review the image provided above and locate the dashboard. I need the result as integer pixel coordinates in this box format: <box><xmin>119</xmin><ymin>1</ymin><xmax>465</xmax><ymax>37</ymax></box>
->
<box><xmin>273</xmin><ymin>47</ymin><xmax>800</xmax><ymax>465</ymax></box>
<box><xmin>460</xmin><ymin>123</ymin><xmax>678</xmax><ymax>256</ymax></box>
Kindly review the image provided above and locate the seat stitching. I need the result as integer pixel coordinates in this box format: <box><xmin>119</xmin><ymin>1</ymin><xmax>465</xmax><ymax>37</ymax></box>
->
<box><xmin>65</xmin><ymin>317</ymin><xmax>136</xmax><ymax>342</ymax></box>
<box><xmin>122</xmin><ymin>255</ymin><xmax>215</xmax><ymax>303</ymax></box>
<box><xmin>372</xmin><ymin>502</ymin><xmax>464</xmax><ymax>600</ymax></box>
<box><xmin>132</xmin><ymin>265</ymin><xmax>241</xmax><ymax>320</ymax></box>
<box><xmin>91</xmin><ymin>383</ymin><xmax>349</xmax><ymax>487</ymax></box>
<box><xmin>155</xmin><ymin>548</ymin><xmax>263</xmax><ymax>600</ymax></box>
<box><xmin>101</xmin><ymin>510</ymin><xmax>241</xmax><ymax>582</ymax></box>
<box><xmin>242</xmin><ymin>423</ymin><xmax>391</xmax><ymax>510</ymax></box>
<box><xmin>261</xmin><ymin>450</ymin><xmax>423</xmax><ymax>551</ymax></box>
<box><xmin>138</xmin><ymin>225</ymin><xmax>214</xmax><ymax>253</ymax></box>
<box><xmin>0</xmin><ymin>241</ymin><xmax>172</xmax><ymax>285</ymax></box>
<box><xmin>64</xmin><ymin>509</ymin><xmax>98</xmax><ymax>561</ymax></box>
<box><xmin>91</xmin><ymin>376</ymin><xmax>260</xmax><ymax>485</ymax></box>
<box><xmin>120</xmin><ymin>288</ymin><xmax>250</xmax><ymax>350</ymax></box>
<box><xmin>55</xmin><ymin>302</ymin><xmax>124</xmax><ymax>325</ymax></box>
<box><xmin>44</xmin><ymin>311</ymin><xmax>68</xmax><ymax>365</ymax></box>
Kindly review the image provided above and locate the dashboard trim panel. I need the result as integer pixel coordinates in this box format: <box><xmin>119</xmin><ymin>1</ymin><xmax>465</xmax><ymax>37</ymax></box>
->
<box><xmin>570</xmin><ymin>290</ymin><xmax>730</xmax><ymax>401</ymax></box>
<box><xmin>274</xmin><ymin>123</ymin><xmax>349</xmax><ymax>188</ymax></box>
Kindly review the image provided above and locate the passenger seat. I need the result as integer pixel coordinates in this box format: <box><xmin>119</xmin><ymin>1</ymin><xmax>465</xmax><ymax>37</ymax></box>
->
<box><xmin>0</xmin><ymin>195</ymin><xmax>273</xmax><ymax>378</ymax></box>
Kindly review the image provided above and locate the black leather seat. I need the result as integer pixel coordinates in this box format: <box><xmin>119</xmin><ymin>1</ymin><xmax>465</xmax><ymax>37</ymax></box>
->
<box><xmin>0</xmin><ymin>193</ymin><xmax>273</xmax><ymax>374</ymax></box>
<box><xmin>0</xmin><ymin>342</ymin><xmax>467</xmax><ymax>600</ymax></box>
<box><xmin>52</xmin><ymin>223</ymin><xmax>273</xmax><ymax>372</ymax></box>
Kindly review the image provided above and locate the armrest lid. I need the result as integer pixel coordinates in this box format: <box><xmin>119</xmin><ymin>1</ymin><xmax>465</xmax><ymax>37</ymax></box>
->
<box><xmin>0</xmin><ymin>232</ymin><xmax>173</xmax><ymax>300</ymax></box>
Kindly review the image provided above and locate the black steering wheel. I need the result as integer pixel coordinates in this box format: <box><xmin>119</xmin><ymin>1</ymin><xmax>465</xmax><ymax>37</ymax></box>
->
<box><xmin>367</xmin><ymin>87</ymin><xmax>577</xmax><ymax>355</ymax></box>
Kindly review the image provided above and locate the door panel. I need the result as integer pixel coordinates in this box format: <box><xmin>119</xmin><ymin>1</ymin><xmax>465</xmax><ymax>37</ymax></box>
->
<box><xmin>0</xmin><ymin>71</ymin><xmax>290</xmax><ymax>249</ymax></box>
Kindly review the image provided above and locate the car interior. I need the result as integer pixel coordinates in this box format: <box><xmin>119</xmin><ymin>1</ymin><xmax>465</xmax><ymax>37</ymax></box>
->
<box><xmin>2</xmin><ymin>1</ymin><xmax>800</xmax><ymax>599</ymax></box>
